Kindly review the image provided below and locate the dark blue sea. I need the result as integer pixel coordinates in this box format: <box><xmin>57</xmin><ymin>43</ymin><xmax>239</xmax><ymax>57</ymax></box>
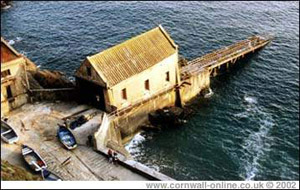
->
<box><xmin>1</xmin><ymin>1</ymin><xmax>299</xmax><ymax>180</ymax></box>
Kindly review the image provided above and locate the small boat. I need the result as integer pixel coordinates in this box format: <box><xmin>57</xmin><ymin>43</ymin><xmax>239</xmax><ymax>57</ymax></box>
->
<box><xmin>57</xmin><ymin>125</ymin><xmax>77</xmax><ymax>150</ymax></box>
<box><xmin>22</xmin><ymin>144</ymin><xmax>47</xmax><ymax>172</ymax></box>
<box><xmin>41</xmin><ymin>169</ymin><xmax>62</xmax><ymax>181</ymax></box>
<box><xmin>1</xmin><ymin>120</ymin><xmax>19</xmax><ymax>144</ymax></box>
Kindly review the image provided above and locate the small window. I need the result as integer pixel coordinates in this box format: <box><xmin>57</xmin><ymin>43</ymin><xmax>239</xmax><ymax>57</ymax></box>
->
<box><xmin>122</xmin><ymin>88</ymin><xmax>127</xmax><ymax>100</ymax></box>
<box><xmin>166</xmin><ymin>71</ymin><xmax>170</xmax><ymax>82</ymax></box>
<box><xmin>145</xmin><ymin>79</ymin><xmax>150</xmax><ymax>91</ymax></box>
<box><xmin>87</xmin><ymin>67</ymin><xmax>92</xmax><ymax>77</ymax></box>
<box><xmin>6</xmin><ymin>85</ymin><xmax>13</xmax><ymax>99</ymax></box>
<box><xmin>1</xmin><ymin>70</ymin><xmax>11</xmax><ymax>78</ymax></box>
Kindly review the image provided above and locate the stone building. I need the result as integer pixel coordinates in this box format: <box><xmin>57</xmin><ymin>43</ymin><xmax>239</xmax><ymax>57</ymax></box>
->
<box><xmin>75</xmin><ymin>25</ymin><xmax>180</xmax><ymax>113</ymax></box>
<box><xmin>1</xmin><ymin>37</ymin><xmax>32</xmax><ymax>116</ymax></box>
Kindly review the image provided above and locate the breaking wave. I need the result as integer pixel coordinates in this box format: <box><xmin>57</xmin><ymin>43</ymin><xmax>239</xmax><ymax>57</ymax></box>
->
<box><xmin>125</xmin><ymin>132</ymin><xmax>146</xmax><ymax>155</ymax></box>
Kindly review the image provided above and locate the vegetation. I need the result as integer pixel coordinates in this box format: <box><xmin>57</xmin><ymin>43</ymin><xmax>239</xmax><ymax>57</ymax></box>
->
<box><xmin>1</xmin><ymin>159</ymin><xmax>42</xmax><ymax>181</ymax></box>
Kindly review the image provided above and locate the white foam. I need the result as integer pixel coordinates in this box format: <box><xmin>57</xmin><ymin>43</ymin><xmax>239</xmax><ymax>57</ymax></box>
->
<box><xmin>147</xmin><ymin>163</ymin><xmax>160</xmax><ymax>172</ymax></box>
<box><xmin>68</xmin><ymin>76</ymin><xmax>75</xmax><ymax>82</ymax></box>
<box><xmin>125</xmin><ymin>132</ymin><xmax>146</xmax><ymax>154</ymax></box>
<box><xmin>16</xmin><ymin>37</ymin><xmax>22</xmax><ymax>42</ymax></box>
<box><xmin>241</xmin><ymin>112</ymin><xmax>275</xmax><ymax>181</ymax></box>
<box><xmin>8</xmin><ymin>40</ymin><xmax>15</xmax><ymax>45</ymax></box>
<box><xmin>244</xmin><ymin>95</ymin><xmax>257</xmax><ymax>104</ymax></box>
<box><xmin>2</xmin><ymin>5</ymin><xmax>11</xmax><ymax>10</ymax></box>
<box><xmin>234</xmin><ymin>111</ymin><xmax>248</xmax><ymax>119</ymax></box>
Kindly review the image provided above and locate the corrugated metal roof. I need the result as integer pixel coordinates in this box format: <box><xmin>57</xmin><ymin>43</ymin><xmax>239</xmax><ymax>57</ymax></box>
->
<box><xmin>87</xmin><ymin>25</ymin><xmax>177</xmax><ymax>87</ymax></box>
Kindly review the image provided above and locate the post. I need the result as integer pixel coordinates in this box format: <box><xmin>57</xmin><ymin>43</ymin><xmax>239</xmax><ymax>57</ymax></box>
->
<box><xmin>226</xmin><ymin>62</ymin><xmax>230</xmax><ymax>70</ymax></box>
<box><xmin>213</xmin><ymin>68</ymin><xmax>217</xmax><ymax>77</ymax></box>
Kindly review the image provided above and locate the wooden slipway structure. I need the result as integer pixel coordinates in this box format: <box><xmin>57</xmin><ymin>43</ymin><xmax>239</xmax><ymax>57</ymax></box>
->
<box><xmin>178</xmin><ymin>35</ymin><xmax>271</xmax><ymax>104</ymax></box>
<box><xmin>181</xmin><ymin>35</ymin><xmax>271</xmax><ymax>79</ymax></box>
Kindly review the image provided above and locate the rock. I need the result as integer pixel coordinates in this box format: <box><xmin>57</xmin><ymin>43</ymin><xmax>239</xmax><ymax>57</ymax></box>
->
<box><xmin>28</xmin><ymin>69</ymin><xmax>75</xmax><ymax>89</ymax></box>
<box><xmin>140</xmin><ymin>124</ymin><xmax>161</xmax><ymax>132</ymax></box>
<box><xmin>148</xmin><ymin>106</ymin><xmax>185</xmax><ymax>128</ymax></box>
<box><xmin>1</xmin><ymin>0</ymin><xmax>11</xmax><ymax>9</ymax></box>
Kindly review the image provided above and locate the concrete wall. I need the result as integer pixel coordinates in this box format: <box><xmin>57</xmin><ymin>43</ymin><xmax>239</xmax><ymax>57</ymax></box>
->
<box><xmin>1</xmin><ymin>57</ymin><xmax>29</xmax><ymax>117</ymax></box>
<box><xmin>179</xmin><ymin>69</ymin><xmax>211</xmax><ymax>105</ymax></box>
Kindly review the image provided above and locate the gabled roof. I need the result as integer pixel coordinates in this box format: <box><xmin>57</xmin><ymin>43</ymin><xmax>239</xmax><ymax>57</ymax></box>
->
<box><xmin>1</xmin><ymin>37</ymin><xmax>21</xmax><ymax>64</ymax></box>
<box><xmin>86</xmin><ymin>25</ymin><xmax>178</xmax><ymax>87</ymax></box>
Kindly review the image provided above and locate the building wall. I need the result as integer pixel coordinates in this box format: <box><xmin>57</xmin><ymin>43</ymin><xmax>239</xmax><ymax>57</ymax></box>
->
<box><xmin>1</xmin><ymin>57</ymin><xmax>29</xmax><ymax>117</ymax></box>
<box><xmin>179</xmin><ymin>69</ymin><xmax>211</xmax><ymax>105</ymax></box>
<box><xmin>109</xmin><ymin>69</ymin><xmax>210</xmax><ymax>137</ymax></box>
<box><xmin>108</xmin><ymin>52</ymin><xmax>178</xmax><ymax>110</ymax></box>
<box><xmin>75</xmin><ymin>59</ymin><xmax>106</xmax><ymax>87</ymax></box>
<box><xmin>111</xmin><ymin>86</ymin><xmax>177</xmax><ymax>137</ymax></box>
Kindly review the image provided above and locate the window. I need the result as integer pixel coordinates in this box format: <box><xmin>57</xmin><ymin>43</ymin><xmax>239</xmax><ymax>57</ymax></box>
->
<box><xmin>1</xmin><ymin>70</ymin><xmax>11</xmax><ymax>78</ymax></box>
<box><xmin>87</xmin><ymin>67</ymin><xmax>92</xmax><ymax>77</ymax></box>
<box><xmin>122</xmin><ymin>88</ymin><xmax>127</xmax><ymax>100</ymax></box>
<box><xmin>145</xmin><ymin>79</ymin><xmax>150</xmax><ymax>91</ymax></box>
<box><xmin>166</xmin><ymin>71</ymin><xmax>170</xmax><ymax>82</ymax></box>
<box><xmin>6</xmin><ymin>85</ymin><xmax>13</xmax><ymax>99</ymax></box>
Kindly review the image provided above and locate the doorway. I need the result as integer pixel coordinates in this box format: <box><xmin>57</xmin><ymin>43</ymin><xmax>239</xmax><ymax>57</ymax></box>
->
<box><xmin>76</xmin><ymin>78</ymin><xmax>106</xmax><ymax>111</ymax></box>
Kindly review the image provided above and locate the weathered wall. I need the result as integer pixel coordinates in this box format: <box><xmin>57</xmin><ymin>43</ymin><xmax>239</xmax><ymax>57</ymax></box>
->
<box><xmin>108</xmin><ymin>53</ymin><xmax>178</xmax><ymax>111</ymax></box>
<box><xmin>1</xmin><ymin>58</ymin><xmax>29</xmax><ymax>117</ymax></box>
<box><xmin>109</xmin><ymin>69</ymin><xmax>210</xmax><ymax>138</ymax></box>
<box><xmin>111</xmin><ymin>87</ymin><xmax>177</xmax><ymax>137</ymax></box>
<box><xmin>179</xmin><ymin>69</ymin><xmax>211</xmax><ymax>105</ymax></box>
<box><xmin>75</xmin><ymin>59</ymin><xmax>106</xmax><ymax>87</ymax></box>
